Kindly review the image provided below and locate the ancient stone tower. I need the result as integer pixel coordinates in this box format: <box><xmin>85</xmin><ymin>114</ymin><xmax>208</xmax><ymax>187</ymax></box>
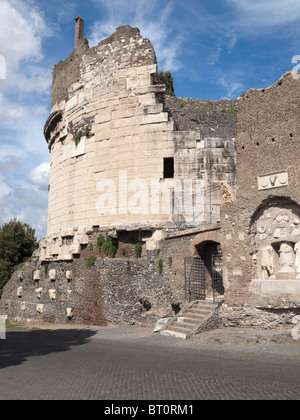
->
<box><xmin>0</xmin><ymin>19</ymin><xmax>238</xmax><ymax>326</ymax></box>
<box><xmin>40</xmin><ymin>19</ymin><xmax>235</xmax><ymax>261</ymax></box>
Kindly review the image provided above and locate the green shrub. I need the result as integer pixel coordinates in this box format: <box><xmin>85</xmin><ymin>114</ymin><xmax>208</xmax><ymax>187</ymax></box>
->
<box><xmin>158</xmin><ymin>259</ymin><xmax>163</xmax><ymax>274</ymax></box>
<box><xmin>135</xmin><ymin>243</ymin><xmax>142</xmax><ymax>258</ymax></box>
<box><xmin>97</xmin><ymin>234</ymin><xmax>117</xmax><ymax>258</ymax></box>
<box><xmin>74</xmin><ymin>130</ymin><xmax>83</xmax><ymax>147</ymax></box>
<box><xmin>158</xmin><ymin>71</ymin><xmax>175</xmax><ymax>96</ymax></box>
<box><xmin>97</xmin><ymin>235</ymin><xmax>106</xmax><ymax>251</ymax></box>
<box><xmin>86</xmin><ymin>256</ymin><xmax>97</xmax><ymax>267</ymax></box>
<box><xmin>44</xmin><ymin>263</ymin><xmax>49</xmax><ymax>276</ymax></box>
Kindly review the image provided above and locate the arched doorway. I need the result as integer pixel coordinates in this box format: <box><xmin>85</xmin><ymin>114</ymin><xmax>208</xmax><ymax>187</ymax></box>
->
<box><xmin>185</xmin><ymin>229</ymin><xmax>225</xmax><ymax>303</ymax></box>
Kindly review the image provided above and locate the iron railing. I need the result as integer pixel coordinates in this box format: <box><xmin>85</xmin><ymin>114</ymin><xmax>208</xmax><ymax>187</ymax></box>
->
<box><xmin>184</xmin><ymin>256</ymin><xmax>206</xmax><ymax>302</ymax></box>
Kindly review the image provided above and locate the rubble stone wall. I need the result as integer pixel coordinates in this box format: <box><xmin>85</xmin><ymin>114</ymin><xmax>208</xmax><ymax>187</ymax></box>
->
<box><xmin>0</xmin><ymin>231</ymin><xmax>200</xmax><ymax>326</ymax></box>
<box><xmin>221</xmin><ymin>72</ymin><xmax>300</xmax><ymax>309</ymax></box>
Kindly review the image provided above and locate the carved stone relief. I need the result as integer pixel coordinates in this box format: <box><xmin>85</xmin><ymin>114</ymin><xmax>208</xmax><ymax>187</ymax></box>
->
<box><xmin>260</xmin><ymin>246</ymin><xmax>275</xmax><ymax>279</ymax></box>
<box><xmin>257</xmin><ymin>172</ymin><xmax>288</xmax><ymax>191</ymax></box>
<box><xmin>295</xmin><ymin>242</ymin><xmax>300</xmax><ymax>279</ymax></box>
<box><xmin>278</xmin><ymin>242</ymin><xmax>295</xmax><ymax>273</ymax></box>
<box><xmin>254</xmin><ymin>203</ymin><xmax>300</xmax><ymax>280</ymax></box>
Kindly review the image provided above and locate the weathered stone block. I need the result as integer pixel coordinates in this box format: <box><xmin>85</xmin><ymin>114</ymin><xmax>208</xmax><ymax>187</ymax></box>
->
<box><xmin>49</xmin><ymin>270</ymin><xmax>56</xmax><ymax>281</ymax></box>
<box><xmin>35</xmin><ymin>288</ymin><xmax>43</xmax><ymax>299</ymax></box>
<box><xmin>49</xmin><ymin>289</ymin><xmax>56</xmax><ymax>300</ymax></box>
<box><xmin>33</xmin><ymin>271</ymin><xmax>40</xmax><ymax>281</ymax></box>
<box><xmin>36</xmin><ymin>304</ymin><xmax>44</xmax><ymax>314</ymax></box>
<box><xmin>66</xmin><ymin>271</ymin><xmax>73</xmax><ymax>280</ymax></box>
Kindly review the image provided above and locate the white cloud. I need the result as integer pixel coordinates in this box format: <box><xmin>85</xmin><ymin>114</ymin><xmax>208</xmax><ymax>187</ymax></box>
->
<box><xmin>0</xmin><ymin>155</ymin><xmax>23</xmax><ymax>176</ymax></box>
<box><xmin>208</xmin><ymin>47</ymin><xmax>222</xmax><ymax>66</ymax></box>
<box><xmin>0</xmin><ymin>178</ymin><xmax>11</xmax><ymax>198</ymax></box>
<box><xmin>0</xmin><ymin>93</ymin><xmax>30</xmax><ymax>121</ymax></box>
<box><xmin>0</xmin><ymin>0</ymin><xmax>51</xmax><ymax>96</ymax></box>
<box><xmin>0</xmin><ymin>0</ymin><xmax>43</xmax><ymax>64</ymax></box>
<box><xmin>27</xmin><ymin>162</ymin><xmax>49</xmax><ymax>191</ymax></box>
<box><xmin>219</xmin><ymin>76</ymin><xmax>244</xmax><ymax>99</ymax></box>
<box><xmin>226</xmin><ymin>0</ymin><xmax>300</xmax><ymax>29</ymax></box>
<box><xmin>0</xmin><ymin>155</ymin><xmax>49</xmax><ymax>237</ymax></box>
<box><xmin>0</xmin><ymin>177</ymin><xmax>49</xmax><ymax>239</ymax></box>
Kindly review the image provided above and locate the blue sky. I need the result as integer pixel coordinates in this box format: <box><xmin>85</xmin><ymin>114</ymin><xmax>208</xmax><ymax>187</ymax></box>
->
<box><xmin>0</xmin><ymin>0</ymin><xmax>300</xmax><ymax>238</ymax></box>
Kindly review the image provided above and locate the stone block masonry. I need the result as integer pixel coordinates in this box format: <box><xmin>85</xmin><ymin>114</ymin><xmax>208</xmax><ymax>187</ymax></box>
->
<box><xmin>0</xmin><ymin>251</ymin><xmax>179</xmax><ymax>326</ymax></box>
<box><xmin>42</xmin><ymin>22</ymin><xmax>236</xmax><ymax>262</ymax></box>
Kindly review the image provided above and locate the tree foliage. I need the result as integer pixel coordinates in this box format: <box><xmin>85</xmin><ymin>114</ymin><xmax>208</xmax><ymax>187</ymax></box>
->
<box><xmin>0</xmin><ymin>218</ymin><xmax>38</xmax><ymax>296</ymax></box>
<box><xmin>158</xmin><ymin>71</ymin><xmax>175</xmax><ymax>96</ymax></box>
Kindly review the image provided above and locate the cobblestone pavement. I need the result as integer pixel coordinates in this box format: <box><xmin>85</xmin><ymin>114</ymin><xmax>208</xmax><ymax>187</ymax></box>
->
<box><xmin>0</xmin><ymin>324</ymin><xmax>299</xmax><ymax>400</ymax></box>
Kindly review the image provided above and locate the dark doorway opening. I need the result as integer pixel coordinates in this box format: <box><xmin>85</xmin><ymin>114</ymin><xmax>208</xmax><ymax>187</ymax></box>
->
<box><xmin>195</xmin><ymin>241</ymin><xmax>224</xmax><ymax>303</ymax></box>
<box><xmin>163</xmin><ymin>157</ymin><xmax>174</xmax><ymax>179</ymax></box>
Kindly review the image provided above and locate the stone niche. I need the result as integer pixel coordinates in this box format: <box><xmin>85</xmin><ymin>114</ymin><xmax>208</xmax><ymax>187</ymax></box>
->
<box><xmin>250</xmin><ymin>200</ymin><xmax>300</xmax><ymax>295</ymax></box>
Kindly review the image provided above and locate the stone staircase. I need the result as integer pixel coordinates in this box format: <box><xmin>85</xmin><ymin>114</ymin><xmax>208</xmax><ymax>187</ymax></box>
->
<box><xmin>160</xmin><ymin>300</ymin><xmax>218</xmax><ymax>339</ymax></box>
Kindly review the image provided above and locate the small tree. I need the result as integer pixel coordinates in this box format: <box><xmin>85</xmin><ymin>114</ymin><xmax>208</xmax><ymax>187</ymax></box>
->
<box><xmin>158</xmin><ymin>71</ymin><xmax>175</xmax><ymax>96</ymax></box>
<box><xmin>0</xmin><ymin>218</ymin><xmax>38</xmax><ymax>296</ymax></box>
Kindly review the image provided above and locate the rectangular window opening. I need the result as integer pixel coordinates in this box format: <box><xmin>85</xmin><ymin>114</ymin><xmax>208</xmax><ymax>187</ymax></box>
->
<box><xmin>163</xmin><ymin>157</ymin><xmax>174</xmax><ymax>179</ymax></box>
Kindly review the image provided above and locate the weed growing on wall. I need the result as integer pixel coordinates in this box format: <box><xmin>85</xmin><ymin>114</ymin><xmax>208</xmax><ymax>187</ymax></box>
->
<box><xmin>135</xmin><ymin>243</ymin><xmax>142</xmax><ymax>258</ymax></box>
<box><xmin>97</xmin><ymin>235</ymin><xmax>117</xmax><ymax>258</ymax></box>
<box><xmin>86</xmin><ymin>256</ymin><xmax>97</xmax><ymax>267</ymax></box>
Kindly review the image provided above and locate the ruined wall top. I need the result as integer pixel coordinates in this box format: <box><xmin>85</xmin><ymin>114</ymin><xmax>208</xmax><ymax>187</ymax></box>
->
<box><xmin>51</xmin><ymin>23</ymin><xmax>157</xmax><ymax>108</ymax></box>
<box><xmin>236</xmin><ymin>71</ymin><xmax>300</xmax><ymax>205</ymax></box>
<box><xmin>165</xmin><ymin>96</ymin><xmax>239</xmax><ymax>140</ymax></box>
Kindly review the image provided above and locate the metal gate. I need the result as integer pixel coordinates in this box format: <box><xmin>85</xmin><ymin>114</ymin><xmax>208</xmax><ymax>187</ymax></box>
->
<box><xmin>212</xmin><ymin>253</ymin><xmax>224</xmax><ymax>304</ymax></box>
<box><xmin>184</xmin><ymin>257</ymin><xmax>206</xmax><ymax>302</ymax></box>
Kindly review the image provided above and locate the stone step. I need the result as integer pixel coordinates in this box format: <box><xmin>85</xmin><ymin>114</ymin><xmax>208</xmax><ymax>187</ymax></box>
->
<box><xmin>187</xmin><ymin>307</ymin><xmax>214</xmax><ymax>315</ymax></box>
<box><xmin>181</xmin><ymin>312</ymin><xmax>207</xmax><ymax>320</ymax></box>
<box><xmin>177</xmin><ymin>317</ymin><xmax>199</xmax><ymax>325</ymax></box>
<box><xmin>171</xmin><ymin>321</ymin><xmax>195</xmax><ymax>331</ymax></box>
<box><xmin>191</xmin><ymin>302</ymin><xmax>218</xmax><ymax>309</ymax></box>
<box><xmin>192</xmin><ymin>300</ymin><xmax>216</xmax><ymax>306</ymax></box>
<box><xmin>159</xmin><ymin>300</ymin><xmax>219</xmax><ymax>339</ymax></box>
<box><xmin>168</xmin><ymin>325</ymin><xmax>191</xmax><ymax>335</ymax></box>
<box><xmin>160</xmin><ymin>329</ymin><xmax>187</xmax><ymax>339</ymax></box>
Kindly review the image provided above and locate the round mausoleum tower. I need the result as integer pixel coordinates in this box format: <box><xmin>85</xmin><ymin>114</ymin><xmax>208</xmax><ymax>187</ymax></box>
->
<box><xmin>41</xmin><ymin>21</ymin><xmax>178</xmax><ymax>260</ymax></box>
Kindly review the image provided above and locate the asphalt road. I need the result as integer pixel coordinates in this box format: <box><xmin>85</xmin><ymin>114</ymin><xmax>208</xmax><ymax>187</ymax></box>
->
<box><xmin>0</xmin><ymin>325</ymin><xmax>299</xmax><ymax>401</ymax></box>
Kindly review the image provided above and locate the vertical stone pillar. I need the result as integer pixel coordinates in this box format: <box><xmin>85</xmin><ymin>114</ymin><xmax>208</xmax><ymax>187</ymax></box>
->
<box><xmin>75</xmin><ymin>16</ymin><xmax>84</xmax><ymax>50</ymax></box>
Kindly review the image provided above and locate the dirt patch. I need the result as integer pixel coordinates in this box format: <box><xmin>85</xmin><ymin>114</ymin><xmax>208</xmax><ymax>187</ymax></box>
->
<box><xmin>190</xmin><ymin>327</ymin><xmax>300</xmax><ymax>349</ymax></box>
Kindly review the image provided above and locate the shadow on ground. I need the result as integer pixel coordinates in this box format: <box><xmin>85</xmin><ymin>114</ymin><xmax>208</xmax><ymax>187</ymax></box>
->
<box><xmin>0</xmin><ymin>329</ymin><xmax>97</xmax><ymax>369</ymax></box>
